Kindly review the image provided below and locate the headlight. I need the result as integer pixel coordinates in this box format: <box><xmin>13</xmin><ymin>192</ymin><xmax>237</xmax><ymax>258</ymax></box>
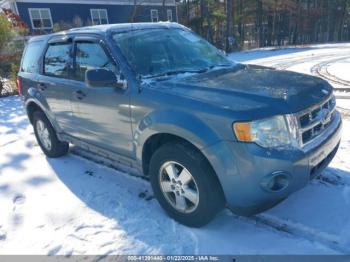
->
<box><xmin>233</xmin><ymin>115</ymin><xmax>299</xmax><ymax>148</ymax></box>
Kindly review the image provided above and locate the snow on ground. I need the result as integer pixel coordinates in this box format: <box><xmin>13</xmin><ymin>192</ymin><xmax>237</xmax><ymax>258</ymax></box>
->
<box><xmin>337</xmin><ymin>100</ymin><xmax>350</xmax><ymax>111</ymax></box>
<box><xmin>327</xmin><ymin>59</ymin><xmax>350</xmax><ymax>82</ymax></box>
<box><xmin>1</xmin><ymin>43</ymin><xmax>350</xmax><ymax>255</ymax></box>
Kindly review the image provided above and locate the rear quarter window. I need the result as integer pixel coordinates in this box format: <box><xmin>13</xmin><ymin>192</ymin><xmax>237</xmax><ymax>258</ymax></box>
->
<box><xmin>21</xmin><ymin>40</ymin><xmax>45</xmax><ymax>73</ymax></box>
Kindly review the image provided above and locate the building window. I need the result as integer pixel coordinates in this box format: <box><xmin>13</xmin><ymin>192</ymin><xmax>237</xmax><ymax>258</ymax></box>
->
<box><xmin>167</xmin><ymin>9</ymin><xmax>172</xmax><ymax>21</ymax></box>
<box><xmin>150</xmin><ymin>9</ymin><xmax>158</xmax><ymax>23</ymax></box>
<box><xmin>29</xmin><ymin>8</ymin><xmax>53</xmax><ymax>29</ymax></box>
<box><xmin>90</xmin><ymin>9</ymin><xmax>109</xmax><ymax>25</ymax></box>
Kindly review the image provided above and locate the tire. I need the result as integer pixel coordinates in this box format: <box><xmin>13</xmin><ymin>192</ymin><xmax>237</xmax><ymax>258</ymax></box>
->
<box><xmin>32</xmin><ymin>111</ymin><xmax>69</xmax><ymax>158</ymax></box>
<box><xmin>149</xmin><ymin>142</ymin><xmax>225</xmax><ymax>227</ymax></box>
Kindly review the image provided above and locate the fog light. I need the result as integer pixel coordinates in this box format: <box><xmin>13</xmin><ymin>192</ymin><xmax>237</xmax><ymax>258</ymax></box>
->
<box><xmin>261</xmin><ymin>172</ymin><xmax>291</xmax><ymax>192</ymax></box>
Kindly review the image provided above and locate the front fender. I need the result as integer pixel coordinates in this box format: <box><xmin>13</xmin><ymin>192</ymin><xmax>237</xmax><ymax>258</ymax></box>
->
<box><xmin>134</xmin><ymin>109</ymin><xmax>221</xmax><ymax>162</ymax></box>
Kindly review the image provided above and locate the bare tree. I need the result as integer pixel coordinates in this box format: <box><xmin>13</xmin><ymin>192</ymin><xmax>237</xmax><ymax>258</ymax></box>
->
<box><xmin>225</xmin><ymin>0</ymin><xmax>234</xmax><ymax>51</ymax></box>
<box><xmin>177</xmin><ymin>0</ymin><xmax>350</xmax><ymax>49</ymax></box>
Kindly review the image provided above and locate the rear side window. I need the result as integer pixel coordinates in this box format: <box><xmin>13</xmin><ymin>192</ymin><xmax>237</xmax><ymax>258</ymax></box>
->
<box><xmin>21</xmin><ymin>40</ymin><xmax>45</xmax><ymax>73</ymax></box>
<box><xmin>44</xmin><ymin>43</ymin><xmax>72</xmax><ymax>78</ymax></box>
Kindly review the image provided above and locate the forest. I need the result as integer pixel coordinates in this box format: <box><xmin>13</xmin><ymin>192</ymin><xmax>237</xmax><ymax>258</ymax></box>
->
<box><xmin>176</xmin><ymin>0</ymin><xmax>350</xmax><ymax>51</ymax></box>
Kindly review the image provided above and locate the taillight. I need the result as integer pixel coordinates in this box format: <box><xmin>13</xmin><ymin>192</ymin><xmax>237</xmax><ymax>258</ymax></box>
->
<box><xmin>16</xmin><ymin>76</ymin><xmax>22</xmax><ymax>95</ymax></box>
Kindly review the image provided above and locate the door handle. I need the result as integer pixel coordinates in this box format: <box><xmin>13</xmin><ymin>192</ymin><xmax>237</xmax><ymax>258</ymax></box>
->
<box><xmin>74</xmin><ymin>90</ymin><xmax>86</xmax><ymax>100</ymax></box>
<box><xmin>37</xmin><ymin>83</ymin><xmax>47</xmax><ymax>91</ymax></box>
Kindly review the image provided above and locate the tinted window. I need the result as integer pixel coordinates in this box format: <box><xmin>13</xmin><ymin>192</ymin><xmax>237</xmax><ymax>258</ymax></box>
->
<box><xmin>74</xmin><ymin>42</ymin><xmax>117</xmax><ymax>82</ymax></box>
<box><xmin>21</xmin><ymin>41</ymin><xmax>45</xmax><ymax>73</ymax></box>
<box><xmin>44</xmin><ymin>43</ymin><xmax>72</xmax><ymax>78</ymax></box>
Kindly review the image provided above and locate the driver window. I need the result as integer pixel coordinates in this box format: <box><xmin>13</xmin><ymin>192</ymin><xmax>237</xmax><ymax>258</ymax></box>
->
<box><xmin>74</xmin><ymin>41</ymin><xmax>118</xmax><ymax>82</ymax></box>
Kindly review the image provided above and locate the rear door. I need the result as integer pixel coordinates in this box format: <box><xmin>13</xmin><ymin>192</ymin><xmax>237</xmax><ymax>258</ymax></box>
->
<box><xmin>37</xmin><ymin>37</ymin><xmax>76</xmax><ymax>133</ymax></box>
<box><xmin>69</xmin><ymin>36</ymin><xmax>133</xmax><ymax>157</ymax></box>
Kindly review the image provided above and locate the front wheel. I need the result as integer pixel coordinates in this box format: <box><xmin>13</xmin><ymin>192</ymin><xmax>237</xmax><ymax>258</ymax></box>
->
<box><xmin>149</xmin><ymin>142</ymin><xmax>225</xmax><ymax>227</ymax></box>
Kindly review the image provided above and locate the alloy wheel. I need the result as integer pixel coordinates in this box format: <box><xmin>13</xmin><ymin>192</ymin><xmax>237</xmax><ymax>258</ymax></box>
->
<box><xmin>36</xmin><ymin>119</ymin><xmax>52</xmax><ymax>151</ymax></box>
<box><xmin>159</xmin><ymin>161</ymin><xmax>199</xmax><ymax>213</ymax></box>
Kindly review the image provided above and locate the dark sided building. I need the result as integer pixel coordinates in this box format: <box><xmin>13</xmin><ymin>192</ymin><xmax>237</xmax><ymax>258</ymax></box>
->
<box><xmin>0</xmin><ymin>0</ymin><xmax>177</xmax><ymax>33</ymax></box>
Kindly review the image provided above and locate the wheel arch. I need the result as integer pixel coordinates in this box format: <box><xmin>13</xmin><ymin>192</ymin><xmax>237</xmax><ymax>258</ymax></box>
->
<box><xmin>141</xmin><ymin>130</ymin><xmax>227</xmax><ymax>203</ymax></box>
<box><xmin>142</xmin><ymin>132</ymin><xmax>227</xmax><ymax>205</ymax></box>
<box><xmin>26</xmin><ymin>101</ymin><xmax>43</xmax><ymax>124</ymax></box>
<box><xmin>142</xmin><ymin>133</ymin><xmax>192</xmax><ymax>176</ymax></box>
<box><xmin>25</xmin><ymin>99</ymin><xmax>60</xmax><ymax>133</ymax></box>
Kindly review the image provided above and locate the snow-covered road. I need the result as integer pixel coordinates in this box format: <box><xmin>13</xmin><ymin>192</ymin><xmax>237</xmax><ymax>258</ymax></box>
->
<box><xmin>230</xmin><ymin>43</ymin><xmax>350</xmax><ymax>98</ymax></box>
<box><xmin>1</xmin><ymin>44</ymin><xmax>350</xmax><ymax>255</ymax></box>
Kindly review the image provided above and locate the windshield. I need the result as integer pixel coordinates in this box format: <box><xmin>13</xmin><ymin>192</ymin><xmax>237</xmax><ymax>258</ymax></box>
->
<box><xmin>112</xmin><ymin>28</ymin><xmax>233</xmax><ymax>78</ymax></box>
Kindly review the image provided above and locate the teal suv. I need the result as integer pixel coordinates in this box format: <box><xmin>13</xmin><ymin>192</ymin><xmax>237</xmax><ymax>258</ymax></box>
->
<box><xmin>18</xmin><ymin>23</ymin><xmax>342</xmax><ymax>227</ymax></box>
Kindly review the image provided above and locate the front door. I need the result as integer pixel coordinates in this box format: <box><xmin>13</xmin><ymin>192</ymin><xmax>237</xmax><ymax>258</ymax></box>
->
<box><xmin>69</xmin><ymin>37</ymin><xmax>133</xmax><ymax>158</ymax></box>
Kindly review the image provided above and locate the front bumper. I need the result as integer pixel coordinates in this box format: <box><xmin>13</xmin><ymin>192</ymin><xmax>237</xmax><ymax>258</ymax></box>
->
<box><xmin>202</xmin><ymin>111</ymin><xmax>342</xmax><ymax>216</ymax></box>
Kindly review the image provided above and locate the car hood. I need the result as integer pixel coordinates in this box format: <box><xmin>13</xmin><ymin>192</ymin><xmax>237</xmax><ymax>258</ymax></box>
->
<box><xmin>146</xmin><ymin>64</ymin><xmax>333</xmax><ymax>119</ymax></box>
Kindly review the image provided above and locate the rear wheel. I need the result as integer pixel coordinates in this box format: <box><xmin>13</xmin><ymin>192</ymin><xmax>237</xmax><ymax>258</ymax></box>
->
<box><xmin>149</xmin><ymin>142</ymin><xmax>225</xmax><ymax>227</ymax></box>
<box><xmin>33</xmin><ymin>111</ymin><xmax>69</xmax><ymax>158</ymax></box>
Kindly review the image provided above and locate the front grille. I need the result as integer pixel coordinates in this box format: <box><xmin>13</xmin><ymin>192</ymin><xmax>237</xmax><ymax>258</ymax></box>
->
<box><xmin>297</xmin><ymin>95</ymin><xmax>336</xmax><ymax>146</ymax></box>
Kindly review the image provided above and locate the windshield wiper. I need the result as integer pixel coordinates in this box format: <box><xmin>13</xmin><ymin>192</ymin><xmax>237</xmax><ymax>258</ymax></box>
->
<box><xmin>142</xmin><ymin>63</ymin><xmax>235</xmax><ymax>80</ymax></box>
<box><xmin>208</xmin><ymin>63</ymin><xmax>234</xmax><ymax>69</ymax></box>
<box><xmin>143</xmin><ymin>68</ymin><xmax>209</xmax><ymax>80</ymax></box>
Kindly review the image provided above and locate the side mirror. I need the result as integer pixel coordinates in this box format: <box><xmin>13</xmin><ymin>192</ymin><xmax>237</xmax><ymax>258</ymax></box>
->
<box><xmin>116</xmin><ymin>73</ymin><xmax>128</xmax><ymax>89</ymax></box>
<box><xmin>85</xmin><ymin>68</ymin><xmax>127</xmax><ymax>89</ymax></box>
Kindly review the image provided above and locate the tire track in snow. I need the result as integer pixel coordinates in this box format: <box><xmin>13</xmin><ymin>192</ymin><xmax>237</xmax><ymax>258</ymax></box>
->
<box><xmin>227</xmin><ymin>209</ymin><xmax>349</xmax><ymax>254</ymax></box>
<box><xmin>251</xmin><ymin>50</ymin><xmax>350</xmax><ymax>72</ymax></box>
<box><xmin>316</xmin><ymin>169</ymin><xmax>350</xmax><ymax>187</ymax></box>
<box><xmin>244</xmin><ymin>48</ymin><xmax>350</xmax><ymax>93</ymax></box>
<box><xmin>275</xmin><ymin>52</ymin><xmax>349</xmax><ymax>71</ymax></box>
<box><xmin>250</xmin><ymin>214</ymin><xmax>350</xmax><ymax>254</ymax></box>
<box><xmin>311</xmin><ymin>57</ymin><xmax>350</xmax><ymax>90</ymax></box>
